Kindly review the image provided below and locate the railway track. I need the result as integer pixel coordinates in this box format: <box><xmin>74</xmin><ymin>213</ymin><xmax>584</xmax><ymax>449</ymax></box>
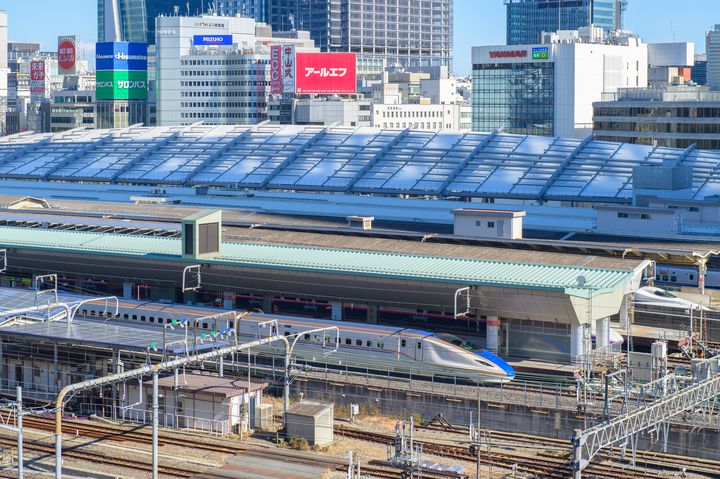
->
<box><xmin>0</xmin><ymin>436</ymin><xmax>201</xmax><ymax>478</ymax></box>
<box><xmin>334</xmin><ymin>426</ymin><xmax>688</xmax><ymax>479</ymax></box>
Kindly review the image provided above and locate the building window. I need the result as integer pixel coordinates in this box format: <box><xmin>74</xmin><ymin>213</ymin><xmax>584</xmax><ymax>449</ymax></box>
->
<box><xmin>641</xmin><ymin>214</ymin><xmax>651</xmax><ymax>220</ymax></box>
<box><xmin>617</xmin><ymin>212</ymin><xmax>629</xmax><ymax>218</ymax></box>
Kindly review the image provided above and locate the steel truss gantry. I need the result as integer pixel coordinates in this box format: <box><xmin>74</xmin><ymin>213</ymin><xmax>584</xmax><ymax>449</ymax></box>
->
<box><xmin>572</xmin><ymin>356</ymin><xmax>720</xmax><ymax>478</ymax></box>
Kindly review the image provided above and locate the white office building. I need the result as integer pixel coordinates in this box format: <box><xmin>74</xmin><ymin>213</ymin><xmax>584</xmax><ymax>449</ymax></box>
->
<box><xmin>155</xmin><ymin>15</ymin><xmax>315</xmax><ymax>126</ymax></box>
<box><xmin>708</xmin><ymin>25</ymin><xmax>720</xmax><ymax>91</ymax></box>
<box><xmin>373</xmin><ymin>103</ymin><xmax>472</xmax><ymax>132</ymax></box>
<box><xmin>472</xmin><ymin>29</ymin><xmax>648</xmax><ymax>138</ymax></box>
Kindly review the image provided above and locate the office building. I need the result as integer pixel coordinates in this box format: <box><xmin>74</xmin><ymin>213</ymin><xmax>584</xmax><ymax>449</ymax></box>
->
<box><xmin>8</xmin><ymin>43</ymin><xmax>40</xmax><ymax>73</ymax></box>
<box><xmin>156</xmin><ymin>14</ymin><xmax>315</xmax><ymax>126</ymax></box>
<box><xmin>217</xmin><ymin>0</ymin><xmax>454</xmax><ymax>70</ymax></box>
<box><xmin>708</xmin><ymin>25</ymin><xmax>720</xmax><ymax>90</ymax></box>
<box><xmin>506</xmin><ymin>0</ymin><xmax>626</xmax><ymax>45</ymax></box>
<box><xmin>98</xmin><ymin>0</ymin><xmax>205</xmax><ymax>44</ymax></box>
<box><xmin>0</xmin><ymin>10</ymin><xmax>7</xmax><ymax>69</ymax></box>
<box><xmin>373</xmin><ymin>103</ymin><xmax>471</xmax><ymax>131</ymax></box>
<box><xmin>50</xmin><ymin>90</ymin><xmax>96</xmax><ymax>132</ymax></box>
<box><xmin>593</xmin><ymin>86</ymin><xmax>720</xmax><ymax>151</ymax></box>
<box><xmin>0</xmin><ymin>11</ymin><xmax>7</xmax><ymax>135</ymax></box>
<box><xmin>269</xmin><ymin>98</ymin><xmax>372</xmax><ymax>126</ymax></box>
<box><xmin>692</xmin><ymin>54</ymin><xmax>707</xmax><ymax>85</ymax></box>
<box><xmin>472</xmin><ymin>29</ymin><xmax>647</xmax><ymax>138</ymax></box>
<box><xmin>647</xmin><ymin>42</ymin><xmax>694</xmax><ymax>88</ymax></box>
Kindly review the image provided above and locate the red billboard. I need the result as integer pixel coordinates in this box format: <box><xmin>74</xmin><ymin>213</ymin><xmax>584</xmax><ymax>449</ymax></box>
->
<box><xmin>295</xmin><ymin>53</ymin><xmax>357</xmax><ymax>94</ymax></box>
<box><xmin>57</xmin><ymin>35</ymin><xmax>77</xmax><ymax>75</ymax></box>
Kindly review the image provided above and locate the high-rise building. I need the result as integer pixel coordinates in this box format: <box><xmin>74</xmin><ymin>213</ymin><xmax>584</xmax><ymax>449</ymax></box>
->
<box><xmin>0</xmin><ymin>10</ymin><xmax>7</xmax><ymax>69</ymax></box>
<box><xmin>155</xmin><ymin>14</ymin><xmax>316</xmax><ymax>126</ymax></box>
<box><xmin>217</xmin><ymin>0</ymin><xmax>454</xmax><ymax>70</ymax></box>
<box><xmin>0</xmin><ymin>11</ymin><xmax>9</xmax><ymax>135</ymax></box>
<box><xmin>506</xmin><ymin>0</ymin><xmax>626</xmax><ymax>45</ymax></box>
<box><xmin>472</xmin><ymin>29</ymin><xmax>647</xmax><ymax>138</ymax></box>
<box><xmin>98</xmin><ymin>0</ymin><xmax>205</xmax><ymax>44</ymax></box>
<box><xmin>708</xmin><ymin>25</ymin><xmax>720</xmax><ymax>91</ymax></box>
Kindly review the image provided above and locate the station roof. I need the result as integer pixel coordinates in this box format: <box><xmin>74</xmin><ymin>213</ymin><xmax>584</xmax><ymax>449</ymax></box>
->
<box><xmin>1</xmin><ymin>125</ymin><xmax>719</xmax><ymax>202</ymax></box>
<box><xmin>0</xmin><ymin>316</ymin><xmax>214</xmax><ymax>353</ymax></box>
<box><xmin>0</xmin><ymin>226</ymin><xmax>637</xmax><ymax>297</ymax></box>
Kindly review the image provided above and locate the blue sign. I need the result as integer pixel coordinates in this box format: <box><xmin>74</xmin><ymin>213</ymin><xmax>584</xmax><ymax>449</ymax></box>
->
<box><xmin>193</xmin><ymin>35</ymin><xmax>233</xmax><ymax>46</ymax></box>
<box><xmin>96</xmin><ymin>42</ymin><xmax>148</xmax><ymax>71</ymax></box>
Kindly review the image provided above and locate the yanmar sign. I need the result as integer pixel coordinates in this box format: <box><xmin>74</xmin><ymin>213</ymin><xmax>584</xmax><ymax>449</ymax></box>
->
<box><xmin>489</xmin><ymin>50</ymin><xmax>528</xmax><ymax>59</ymax></box>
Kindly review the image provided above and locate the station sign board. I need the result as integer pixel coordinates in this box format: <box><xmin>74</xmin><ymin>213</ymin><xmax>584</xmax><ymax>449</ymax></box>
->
<box><xmin>294</xmin><ymin>52</ymin><xmax>357</xmax><ymax>94</ymax></box>
<box><xmin>532</xmin><ymin>47</ymin><xmax>549</xmax><ymax>60</ymax></box>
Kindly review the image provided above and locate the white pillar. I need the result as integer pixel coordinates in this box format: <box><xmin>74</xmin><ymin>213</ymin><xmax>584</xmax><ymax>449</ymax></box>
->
<box><xmin>595</xmin><ymin>317</ymin><xmax>610</xmax><ymax>350</ymax></box>
<box><xmin>331</xmin><ymin>302</ymin><xmax>343</xmax><ymax>321</ymax></box>
<box><xmin>570</xmin><ymin>323</ymin><xmax>589</xmax><ymax>364</ymax></box>
<box><xmin>619</xmin><ymin>296</ymin><xmax>629</xmax><ymax>330</ymax></box>
<box><xmin>486</xmin><ymin>316</ymin><xmax>500</xmax><ymax>354</ymax></box>
<box><xmin>122</xmin><ymin>282</ymin><xmax>134</xmax><ymax>299</ymax></box>
<box><xmin>223</xmin><ymin>291</ymin><xmax>234</xmax><ymax>310</ymax></box>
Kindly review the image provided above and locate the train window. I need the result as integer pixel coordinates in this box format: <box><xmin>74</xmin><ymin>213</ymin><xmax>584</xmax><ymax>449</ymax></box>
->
<box><xmin>203</xmin><ymin>323</ymin><xmax>208</xmax><ymax>329</ymax></box>
<box><xmin>305</xmin><ymin>334</ymin><xmax>310</xmax><ymax>340</ymax></box>
<box><xmin>356</xmin><ymin>339</ymin><xmax>362</xmax><ymax>346</ymax></box>
<box><xmin>132</xmin><ymin>315</ymin><xmax>137</xmax><ymax>320</ymax></box>
<box><xmin>284</xmin><ymin>331</ymin><xmax>290</xmax><ymax>337</ymax></box>
<box><xmin>671</xmin><ymin>276</ymin><xmax>677</xmax><ymax>282</ymax></box>
<box><xmin>89</xmin><ymin>310</ymin><xmax>96</xmax><ymax>316</ymax></box>
<box><xmin>366</xmin><ymin>341</ymin><xmax>372</xmax><ymax>347</ymax></box>
<box><xmin>157</xmin><ymin>318</ymin><xmax>163</xmax><ymax>324</ymax></box>
<box><xmin>378</xmin><ymin>343</ymin><xmax>384</xmax><ymax>349</ymax></box>
<box><xmin>141</xmin><ymin>316</ymin><xmax>146</xmax><ymax>322</ymax></box>
<box><xmin>345</xmin><ymin>338</ymin><xmax>352</xmax><ymax>345</ymax></box>
<box><xmin>690</xmin><ymin>274</ymin><xmax>695</xmax><ymax>280</ymax></box>
<box><xmin>662</xmin><ymin>275</ymin><xmax>668</xmax><ymax>282</ymax></box>
<box><xmin>149</xmin><ymin>317</ymin><xmax>154</xmax><ymax>323</ymax></box>
<box><xmin>401</xmin><ymin>339</ymin><xmax>407</xmax><ymax>348</ymax></box>
<box><xmin>417</xmin><ymin>342</ymin><xmax>422</xmax><ymax>349</ymax></box>
<box><xmin>123</xmin><ymin>314</ymin><xmax>129</xmax><ymax>319</ymax></box>
<box><xmin>655</xmin><ymin>275</ymin><xmax>660</xmax><ymax>280</ymax></box>
<box><xmin>229</xmin><ymin>321</ymin><xmax>234</xmax><ymax>328</ymax></box>
<box><xmin>284</xmin><ymin>325</ymin><xmax>291</xmax><ymax>328</ymax></box>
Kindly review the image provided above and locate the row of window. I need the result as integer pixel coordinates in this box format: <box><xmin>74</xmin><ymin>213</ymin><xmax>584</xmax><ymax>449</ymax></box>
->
<box><xmin>180</xmin><ymin>70</ymin><xmax>265</xmax><ymax>77</ymax></box>
<box><xmin>179</xmin><ymin>80</ymin><xmax>269</xmax><ymax>87</ymax></box>
<box><xmin>80</xmin><ymin>309</ymin><xmax>233</xmax><ymax>330</ymax></box>
<box><xmin>297</xmin><ymin>332</ymin><xmax>421</xmax><ymax>350</ymax></box>
<box><xmin>181</xmin><ymin>91</ymin><xmax>263</xmax><ymax>98</ymax></box>
<box><xmin>181</xmin><ymin>59</ymin><xmax>269</xmax><ymax>66</ymax></box>
<box><xmin>180</xmin><ymin>102</ymin><xmax>265</xmax><ymax>108</ymax></box>
<box><xmin>180</xmin><ymin>112</ymin><xmax>265</xmax><ymax>119</ymax></box>
<box><xmin>378</xmin><ymin>122</ymin><xmax>447</xmax><ymax>129</ymax></box>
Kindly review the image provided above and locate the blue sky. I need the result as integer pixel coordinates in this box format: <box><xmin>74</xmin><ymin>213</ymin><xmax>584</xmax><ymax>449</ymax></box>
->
<box><xmin>1</xmin><ymin>0</ymin><xmax>715</xmax><ymax>75</ymax></box>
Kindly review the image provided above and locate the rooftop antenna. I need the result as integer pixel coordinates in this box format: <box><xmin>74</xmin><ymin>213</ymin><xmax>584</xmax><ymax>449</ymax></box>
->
<box><xmin>288</xmin><ymin>12</ymin><xmax>295</xmax><ymax>31</ymax></box>
<box><xmin>174</xmin><ymin>5</ymin><xmax>179</xmax><ymax>16</ymax></box>
<box><xmin>186</xmin><ymin>1</ymin><xmax>190</xmax><ymax>16</ymax></box>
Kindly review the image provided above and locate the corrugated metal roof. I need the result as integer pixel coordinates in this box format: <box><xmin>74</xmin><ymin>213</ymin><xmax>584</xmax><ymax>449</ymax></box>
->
<box><xmin>0</xmin><ymin>226</ymin><xmax>633</xmax><ymax>297</ymax></box>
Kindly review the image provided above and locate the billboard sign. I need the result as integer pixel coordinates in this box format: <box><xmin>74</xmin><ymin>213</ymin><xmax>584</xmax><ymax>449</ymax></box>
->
<box><xmin>96</xmin><ymin>70</ymin><xmax>148</xmax><ymax>100</ymax></box>
<box><xmin>295</xmin><ymin>52</ymin><xmax>357</xmax><ymax>94</ymax></box>
<box><xmin>58</xmin><ymin>36</ymin><xmax>77</xmax><ymax>75</ymax></box>
<box><xmin>96</xmin><ymin>42</ymin><xmax>148</xmax><ymax>71</ymax></box>
<box><xmin>270</xmin><ymin>45</ymin><xmax>283</xmax><ymax>94</ymax></box>
<box><xmin>532</xmin><ymin>47</ymin><xmax>549</xmax><ymax>60</ymax></box>
<box><xmin>30</xmin><ymin>60</ymin><xmax>46</xmax><ymax>101</ymax></box>
<box><xmin>281</xmin><ymin>45</ymin><xmax>296</xmax><ymax>95</ymax></box>
<box><xmin>193</xmin><ymin>35</ymin><xmax>232</xmax><ymax>46</ymax></box>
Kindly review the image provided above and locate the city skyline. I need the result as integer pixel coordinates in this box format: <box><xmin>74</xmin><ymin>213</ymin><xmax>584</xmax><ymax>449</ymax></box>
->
<box><xmin>0</xmin><ymin>0</ymin><xmax>715</xmax><ymax>75</ymax></box>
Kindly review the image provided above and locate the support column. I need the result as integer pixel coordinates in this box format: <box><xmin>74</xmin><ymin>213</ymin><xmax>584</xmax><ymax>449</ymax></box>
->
<box><xmin>619</xmin><ymin>295</ymin><xmax>629</xmax><ymax>330</ymax></box>
<box><xmin>122</xmin><ymin>282</ymin><xmax>134</xmax><ymax>300</ymax></box>
<box><xmin>485</xmin><ymin>316</ymin><xmax>500</xmax><ymax>354</ymax></box>
<box><xmin>595</xmin><ymin>317</ymin><xmax>610</xmax><ymax>350</ymax></box>
<box><xmin>17</xmin><ymin>386</ymin><xmax>23</xmax><ymax>479</ymax></box>
<box><xmin>152</xmin><ymin>372</ymin><xmax>159</xmax><ymax>479</ymax></box>
<box><xmin>367</xmin><ymin>305</ymin><xmax>378</xmax><ymax>324</ymax></box>
<box><xmin>570</xmin><ymin>323</ymin><xmax>590</xmax><ymax>364</ymax></box>
<box><xmin>698</xmin><ymin>259</ymin><xmax>708</xmax><ymax>295</ymax></box>
<box><xmin>262</xmin><ymin>294</ymin><xmax>273</xmax><ymax>314</ymax></box>
<box><xmin>331</xmin><ymin>302</ymin><xmax>343</xmax><ymax>321</ymax></box>
<box><xmin>223</xmin><ymin>292</ymin><xmax>234</xmax><ymax>310</ymax></box>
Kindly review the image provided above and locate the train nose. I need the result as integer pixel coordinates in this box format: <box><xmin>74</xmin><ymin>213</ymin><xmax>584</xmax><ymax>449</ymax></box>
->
<box><xmin>610</xmin><ymin>329</ymin><xmax>625</xmax><ymax>345</ymax></box>
<box><xmin>476</xmin><ymin>349</ymin><xmax>516</xmax><ymax>380</ymax></box>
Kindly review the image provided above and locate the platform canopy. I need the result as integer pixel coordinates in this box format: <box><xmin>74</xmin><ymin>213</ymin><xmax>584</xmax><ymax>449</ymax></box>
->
<box><xmin>0</xmin><ymin>125</ymin><xmax>718</xmax><ymax>202</ymax></box>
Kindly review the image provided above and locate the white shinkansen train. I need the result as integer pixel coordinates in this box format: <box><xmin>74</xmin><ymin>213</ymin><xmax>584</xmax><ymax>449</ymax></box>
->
<box><xmin>75</xmin><ymin>298</ymin><xmax>516</xmax><ymax>383</ymax></box>
<box><xmin>654</xmin><ymin>266</ymin><xmax>720</xmax><ymax>289</ymax></box>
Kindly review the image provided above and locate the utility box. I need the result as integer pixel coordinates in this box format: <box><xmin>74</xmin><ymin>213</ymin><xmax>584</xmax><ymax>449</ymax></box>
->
<box><xmin>254</xmin><ymin>403</ymin><xmax>274</xmax><ymax>430</ymax></box>
<box><xmin>285</xmin><ymin>401</ymin><xmax>334</xmax><ymax>446</ymax></box>
<box><xmin>181</xmin><ymin>210</ymin><xmax>222</xmax><ymax>260</ymax></box>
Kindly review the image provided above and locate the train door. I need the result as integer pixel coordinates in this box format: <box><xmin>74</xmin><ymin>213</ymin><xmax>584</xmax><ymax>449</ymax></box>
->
<box><xmin>414</xmin><ymin>339</ymin><xmax>423</xmax><ymax>361</ymax></box>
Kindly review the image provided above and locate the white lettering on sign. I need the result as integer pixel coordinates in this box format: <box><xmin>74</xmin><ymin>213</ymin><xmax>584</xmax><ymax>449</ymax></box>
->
<box><xmin>304</xmin><ymin>67</ymin><xmax>348</xmax><ymax>78</ymax></box>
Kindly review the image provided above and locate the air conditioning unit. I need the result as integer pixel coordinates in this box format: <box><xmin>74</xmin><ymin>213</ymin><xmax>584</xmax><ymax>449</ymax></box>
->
<box><xmin>254</xmin><ymin>403</ymin><xmax>273</xmax><ymax>430</ymax></box>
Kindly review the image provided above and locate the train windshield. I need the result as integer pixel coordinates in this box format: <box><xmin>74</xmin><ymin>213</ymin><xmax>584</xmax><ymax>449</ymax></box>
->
<box><xmin>436</xmin><ymin>333</ymin><xmax>480</xmax><ymax>351</ymax></box>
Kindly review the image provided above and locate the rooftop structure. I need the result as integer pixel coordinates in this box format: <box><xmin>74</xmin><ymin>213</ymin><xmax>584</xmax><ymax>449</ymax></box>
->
<box><xmin>0</xmin><ymin>125</ymin><xmax>719</xmax><ymax>202</ymax></box>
